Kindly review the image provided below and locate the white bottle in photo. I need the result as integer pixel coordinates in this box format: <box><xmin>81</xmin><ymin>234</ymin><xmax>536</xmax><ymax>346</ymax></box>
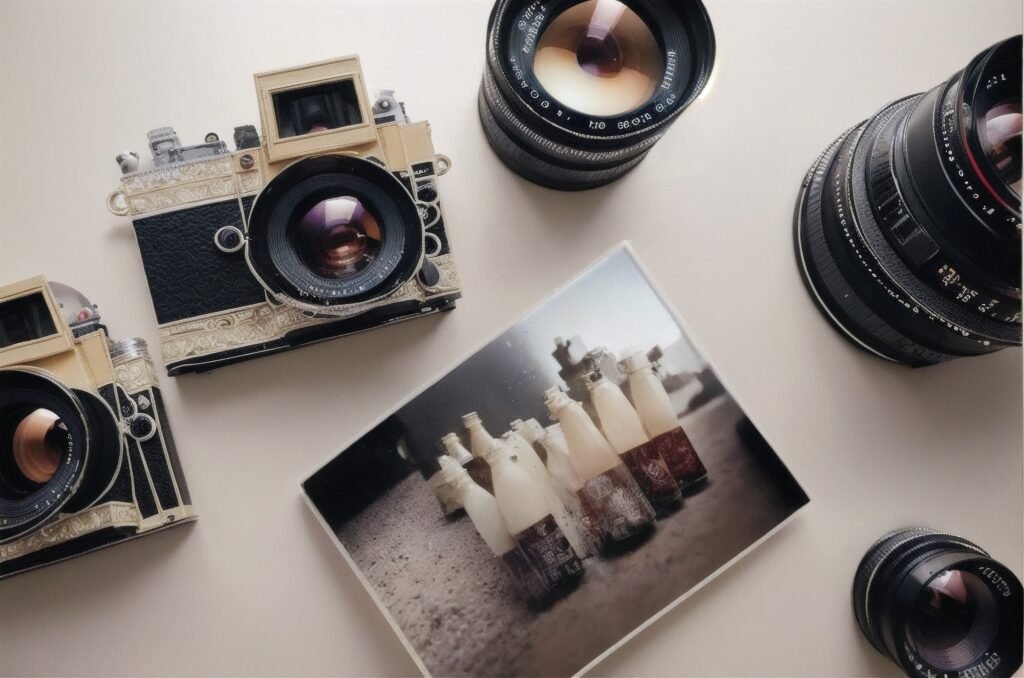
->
<box><xmin>587</xmin><ymin>372</ymin><xmax>681</xmax><ymax>510</ymax></box>
<box><xmin>540</xmin><ymin>424</ymin><xmax>603</xmax><ymax>554</ymax></box>
<box><xmin>544</xmin><ymin>387</ymin><xmax>656</xmax><ymax>545</ymax></box>
<box><xmin>480</xmin><ymin>438</ymin><xmax>582</xmax><ymax>589</ymax></box>
<box><xmin>501</xmin><ymin>429</ymin><xmax>591</xmax><ymax>558</ymax></box>
<box><xmin>436</xmin><ymin>456</ymin><xmax>548</xmax><ymax>604</ymax></box>
<box><xmin>621</xmin><ymin>350</ymin><xmax>708</xmax><ymax>488</ymax></box>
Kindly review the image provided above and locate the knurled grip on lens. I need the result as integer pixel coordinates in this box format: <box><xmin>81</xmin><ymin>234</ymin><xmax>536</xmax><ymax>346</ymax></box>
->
<box><xmin>478</xmin><ymin>86</ymin><xmax>650</xmax><ymax>191</ymax></box>
<box><xmin>865</xmin><ymin>98</ymin><xmax>1021</xmax><ymax>324</ymax></box>
<box><xmin>794</xmin><ymin>128</ymin><xmax>957</xmax><ymax>365</ymax></box>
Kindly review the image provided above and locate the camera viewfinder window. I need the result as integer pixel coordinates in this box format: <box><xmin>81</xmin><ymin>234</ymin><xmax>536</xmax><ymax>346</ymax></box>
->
<box><xmin>0</xmin><ymin>293</ymin><xmax>58</xmax><ymax>350</ymax></box>
<box><xmin>273</xmin><ymin>79</ymin><xmax>363</xmax><ymax>139</ymax></box>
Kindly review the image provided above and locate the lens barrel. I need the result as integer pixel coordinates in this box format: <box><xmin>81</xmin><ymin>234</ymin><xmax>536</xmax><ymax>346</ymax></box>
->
<box><xmin>479</xmin><ymin>0</ymin><xmax>715</xmax><ymax>191</ymax></box>
<box><xmin>247</xmin><ymin>155</ymin><xmax>424</xmax><ymax>310</ymax></box>
<box><xmin>853</xmin><ymin>528</ymin><xmax>1023</xmax><ymax>677</ymax></box>
<box><xmin>795</xmin><ymin>36</ymin><xmax>1022</xmax><ymax>366</ymax></box>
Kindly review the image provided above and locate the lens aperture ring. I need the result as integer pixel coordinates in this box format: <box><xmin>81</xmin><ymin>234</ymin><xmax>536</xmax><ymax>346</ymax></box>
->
<box><xmin>479</xmin><ymin>83</ymin><xmax>651</xmax><ymax>190</ymax></box>
<box><xmin>480</xmin><ymin>68</ymin><xmax>662</xmax><ymax>169</ymax></box>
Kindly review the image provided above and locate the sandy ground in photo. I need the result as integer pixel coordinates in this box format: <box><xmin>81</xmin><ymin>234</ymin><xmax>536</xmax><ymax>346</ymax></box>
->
<box><xmin>335</xmin><ymin>395</ymin><xmax>805</xmax><ymax>677</ymax></box>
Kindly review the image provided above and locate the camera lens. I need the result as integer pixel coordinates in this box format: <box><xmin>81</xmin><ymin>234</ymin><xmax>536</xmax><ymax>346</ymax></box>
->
<box><xmin>247</xmin><ymin>156</ymin><xmax>424</xmax><ymax>308</ymax></box>
<box><xmin>291</xmin><ymin>195</ymin><xmax>383</xmax><ymax>279</ymax></box>
<box><xmin>795</xmin><ymin>36</ymin><xmax>1022</xmax><ymax>366</ymax></box>
<box><xmin>853</xmin><ymin>528</ymin><xmax>1023</xmax><ymax>677</ymax></box>
<box><xmin>479</xmin><ymin>0</ymin><xmax>715</xmax><ymax>191</ymax></box>
<box><xmin>0</xmin><ymin>371</ymin><xmax>125</xmax><ymax>544</ymax></box>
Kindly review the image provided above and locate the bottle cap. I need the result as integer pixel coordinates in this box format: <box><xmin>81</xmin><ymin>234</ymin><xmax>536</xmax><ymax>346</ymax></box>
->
<box><xmin>440</xmin><ymin>433</ymin><xmax>473</xmax><ymax>466</ymax></box>
<box><xmin>544</xmin><ymin>386</ymin><xmax>572</xmax><ymax>414</ymax></box>
<box><xmin>620</xmin><ymin>348</ymin><xmax>652</xmax><ymax>374</ymax></box>
<box><xmin>521</xmin><ymin>418</ymin><xmax>546</xmax><ymax>443</ymax></box>
<box><xmin>461</xmin><ymin>412</ymin><xmax>482</xmax><ymax>428</ymax></box>
<box><xmin>437</xmin><ymin>455</ymin><xmax>469</xmax><ymax>484</ymax></box>
<box><xmin>584</xmin><ymin>371</ymin><xmax>607</xmax><ymax>389</ymax></box>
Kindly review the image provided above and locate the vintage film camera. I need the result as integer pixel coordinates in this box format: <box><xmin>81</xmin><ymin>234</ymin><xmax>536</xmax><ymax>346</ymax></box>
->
<box><xmin>0</xmin><ymin>277</ymin><xmax>195</xmax><ymax>580</ymax></box>
<box><xmin>108</xmin><ymin>56</ymin><xmax>461</xmax><ymax>375</ymax></box>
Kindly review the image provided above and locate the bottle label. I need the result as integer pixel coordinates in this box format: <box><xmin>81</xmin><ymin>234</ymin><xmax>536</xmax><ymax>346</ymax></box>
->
<box><xmin>620</xmin><ymin>441</ymin><xmax>682</xmax><ymax>508</ymax></box>
<box><xmin>514</xmin><ymin>514</ymin><xmax>583</xmax><ymax>589</ymax></box>
<box><xmin>652</xmin><ymin>427</ymin><xmax>707</xmax><ymax>486</ymax></box>
<box><xmin>576</xmin><ymin>466</ymin><xmax>656</xmax><ymax>543</ymax></box>
<box><xmin>500</xmin><ymin>547</ymin><xmax>550</xmax><ymax>604</ymax></box>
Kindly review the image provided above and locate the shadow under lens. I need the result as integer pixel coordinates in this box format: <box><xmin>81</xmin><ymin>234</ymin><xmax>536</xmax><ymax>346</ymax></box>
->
<box><xmin>907</xmin><ymin>570</ymin><xmax>1001</xmax><ymax>670</ymax></box>
<box><xmin>534</xmin><ymin>0</ymin><xmax>663</xmax><ymax>116</ymax></box>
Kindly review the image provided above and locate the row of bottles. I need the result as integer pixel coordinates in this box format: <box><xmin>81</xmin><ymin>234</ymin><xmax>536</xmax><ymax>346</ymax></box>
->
<box><xmin>429</xmin><ymin>347</ymin><xmax>707</xmax><ymax>604</ymax></box>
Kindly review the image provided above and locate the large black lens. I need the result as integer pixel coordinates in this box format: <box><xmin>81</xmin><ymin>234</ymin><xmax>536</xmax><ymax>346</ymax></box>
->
<box><xmin>795</xmin><ymin>36</ymin><xmax>1022</xmax><ymax>366</ymax></box>
<box><xmin>853</xmin><ymin>528</ymin><xmax>1023</xmax><ymax>677</ymax></box>
<box><xmin>479</xmin><ymin>0</ymin><xmax>715</xmax><ymax>191</ymax></box>
<box><xmin>247</xmin><ymin>156</ymin><xmax>424</xmax><ymax>308</ymax></box>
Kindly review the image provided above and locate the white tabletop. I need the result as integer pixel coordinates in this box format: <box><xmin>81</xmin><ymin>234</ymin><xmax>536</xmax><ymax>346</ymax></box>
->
<box><xmin>0</xmin><ymin>1</ymin><xmax>1020</xmax><ymax>676</ymax></box>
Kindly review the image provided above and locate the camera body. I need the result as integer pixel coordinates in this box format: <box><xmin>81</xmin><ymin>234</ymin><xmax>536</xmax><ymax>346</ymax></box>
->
<box><xmin>0</xmin><ymin>277</ymin><xmax>195</xmax><ymax>580</ymax></box>
<box><xmin>108</xmin><ymin>56</ymin><xmax>461</xmax><ymax>376</ymax></box>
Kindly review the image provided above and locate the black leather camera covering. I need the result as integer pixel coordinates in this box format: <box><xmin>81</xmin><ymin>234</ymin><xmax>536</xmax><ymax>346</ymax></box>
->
<box><xmin>133</xmin><ymin>197</ymin><xmax>265</xmax><ymax>325</ymax></box>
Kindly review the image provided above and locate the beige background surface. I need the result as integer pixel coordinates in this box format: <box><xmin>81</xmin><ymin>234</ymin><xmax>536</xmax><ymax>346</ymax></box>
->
<box><xmin>0</xmin><ymin>0</ymin><xmax>1021</xmax><ymax>676</ymax></box>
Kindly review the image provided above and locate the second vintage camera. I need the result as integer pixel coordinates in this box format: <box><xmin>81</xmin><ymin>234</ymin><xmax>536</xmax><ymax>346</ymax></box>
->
<box><xmin>108</xmin><ymin>56</ymin><xmax>461</xmax><ymax>375</ymax></box>
<box><xmin>0</xmin><ymin>277</ymin><xmax>194</xmax><ymax>580</ymax></box>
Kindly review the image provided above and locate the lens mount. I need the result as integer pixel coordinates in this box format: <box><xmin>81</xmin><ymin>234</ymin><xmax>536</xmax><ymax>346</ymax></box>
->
<box><xmin>0</xmin><ymin>369</ymin><xmax>90</xmax><ymax>542</ymax></box>
<box><xmin>247</xmin><ymin>155</ymin><xmax>424</xmax><ymax>310</ymax></box>
<box><xmin>854</xmin><ymin>528</ymin><xmax>1023</xmax><ymax>677</ymax></box>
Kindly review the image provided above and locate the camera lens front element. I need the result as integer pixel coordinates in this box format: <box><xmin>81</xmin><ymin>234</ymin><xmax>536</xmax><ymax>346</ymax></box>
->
<box><xmin>291</xmin><ymin>195</ymin><xmax>384</xmax><ymax>279</ymax></box>
<box><xmin>534</xmin><ymin>0</ymin><xmax>662</xmax><ymax>117</ymax></box>
<box><xmin>979</xmin><ymin>100</ymin><xmax>1022</xmax><ymax>197</ymax></box>
<box><xmin>10</xmin><ymin>408</ymin><xmax>67</xmax><ymax>485</ymax></box>
<box><xmin>907</xmin><ymin>569</ymin><xmax>1001</xmax><ymax>670</ymax></box>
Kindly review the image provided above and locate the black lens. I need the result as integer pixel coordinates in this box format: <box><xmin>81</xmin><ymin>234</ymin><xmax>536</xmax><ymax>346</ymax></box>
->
<box><xmin>853</xmin><ymin>528</ymin><xmax>1023</xmax><ymax>677</ymax></box>
<box><xmin>247</xmin><ymin>156</ymin><xmax>424</xmax><ymax>308</ymax></box>
<box><xmin>479</xmin><ymin>0</ymin><xmax>715</xmax><ymax>191</ymax></box>
<box><xmin>795</xmin><ymin>36</ymin><xmax>1022</xmax><ymax>366</ymax></box>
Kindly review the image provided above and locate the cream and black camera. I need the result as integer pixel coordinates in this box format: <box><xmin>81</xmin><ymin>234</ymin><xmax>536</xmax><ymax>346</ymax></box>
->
<box><xmin>108</xmin><ymin>56</ymin><xmax>461</xmax><ymax>375</ymax></box>
<box><xmin>0</xmin><ymin>277</ymin><xmax>195</xmax><ymax>579</ymax></box>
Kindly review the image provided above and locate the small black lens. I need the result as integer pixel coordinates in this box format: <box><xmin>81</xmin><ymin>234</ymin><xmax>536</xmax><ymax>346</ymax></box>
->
<box><xmin>853</xmin><ymin>528</ymin><xmax>1023</xmax><ymax>677</ymax></box>
<box><xmin>795</xmin><ymin>36</ymin><xmax>1022</xmax><ymax>366</ymax></box>
<box><xmin>479</xmin><ymin>0</ymin><xmax>715</xmax><ymax>191</ymax></box>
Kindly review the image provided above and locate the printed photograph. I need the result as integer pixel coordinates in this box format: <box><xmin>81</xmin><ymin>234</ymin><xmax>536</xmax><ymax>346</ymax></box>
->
<box><xmin>303</xmin><ymin>245</ymin><xmax>809</xmax><ymax>677</ymax></box>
